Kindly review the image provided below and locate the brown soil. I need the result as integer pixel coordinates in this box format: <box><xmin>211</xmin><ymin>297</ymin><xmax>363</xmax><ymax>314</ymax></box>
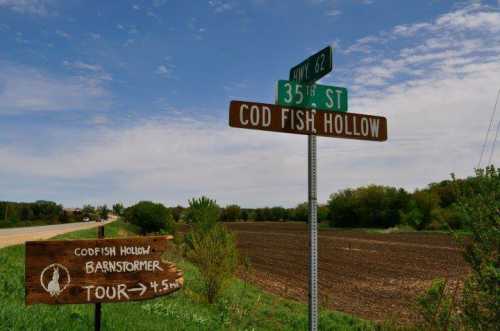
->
<box><xmin>220</xmin><ymin>222</ymin><xmax>467</xmax><ymax>323</ymax></box>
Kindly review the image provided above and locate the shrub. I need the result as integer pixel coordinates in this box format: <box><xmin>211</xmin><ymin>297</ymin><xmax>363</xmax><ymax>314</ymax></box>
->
<box><xmin>293</xmin><ymin>202</ymin><xmax>308</xmax><ymax>222</ymax></box>
<box><xmin>220</xmin><ymin>205</ymin><xmax>241</xmax><ymax>222</ymax></box>
<box><xmin>112</xmin><ymin>203</ymin><xmax>124</xmax><ymax>216</ymax></box>
<box><xmin>414</xmin><ymin>166</ymin><xmax>499</xmax><ymax>331</ymax></box>
<box><xmin>453</xmin><ymin>166</ymin><xmax>499</xmax><ymax>330</ymax></box>
<box><xmin>416</xmin><ymin>278</ymin><xmax>459</xmax><ymax>330</ymax></box>
<box><xmin>124</xmin><ymin>201</ymin><xmax>174</xmax><ymax>235</ymax></box>
<box><xmin>186</xmin><ymin>224</ymin><xmax>238</xmax><ymax>304</ymax></box>
<box><xmin>98</xmin><ymin>205</ymin><xmax>109</xmax><ymax>220</ymax></box>
<box><xmin>185</xmin><ymin>196</ymin><xmax>220</xmax><ymax>230</ymax></box>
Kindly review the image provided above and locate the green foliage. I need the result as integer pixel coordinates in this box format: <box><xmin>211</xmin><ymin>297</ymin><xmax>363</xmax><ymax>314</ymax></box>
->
<box><xmin>81</xmin><ymin>204</ymin><xmax>98</xmax><ymax>221</ymax></box>
<box><xmin>329</xmin><ymin>186</ymin><xmax>410</xmax><ymax>228</ymax></box>
<box><xmin>185</xmin><ymin>196</ymin><xmax>220</xmax><ymax>230</ymax></box>
<box><xmin>453</xmin><ymin>166</ymin><xmax>499</xmax><ymax>330</ymax></box>
<box><xmin>0</xmin><ymin>200</ymin><xmax>69</xmax><ymax>227</ymax></box>
<box><xmin>186</xmin><ymin>224</ymin><xmax>239</xmax><ymax>304</ymax></box>
<box><xmin>0</xmin><ymin>220</ymin><xmax>375</xmax><ymax>330</ymax></box>
<box><xmin>292</xmin><ymin>202</ymin><xmax>309</xmax><ymax>222</ymax></box>
<box><xmin>170</xmin><ymin>205</ymin><xmax>185</xmax><ymax>222</ymax></box>
<box><xmin>98</xmin><ymin>205</ymin><xmax>109</xmax><ymax>220</ymax></box>
<box><xmin>112</xmin><ymin>203</ymin><xmax>124</xmax><ymax>216</ymax></box>
<box><xmin>403</xmin><ymin>190</ymin><xmax>441</xmax><ymax>230</ymax></box>
<box><xmin>415</xmin><ymin>278</ymin><xmax>459</xmax><ymax>330</ymax></box>
<box><xmin>413</xmin><ymin>166</ymin><xmax>499</xmax><ymax>331</ymax></box>
<box><xmin>220</xmin><ymin>204</ymin><xmax>241</xmax><ymax>222</ymax></box>
<box><xmin>318</xmin><ymin>204</ymin><xmax>329</xmax><ymax>223</ymax></box>
<box><xmin>124</xmin><ymin>201</ymin><xmax>174</xmax><ymax>235</ymax></box>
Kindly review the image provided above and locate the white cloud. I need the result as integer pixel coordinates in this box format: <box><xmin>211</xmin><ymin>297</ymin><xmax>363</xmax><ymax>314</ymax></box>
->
<box><xmin>326</xmin><ymin>9</ymin><xmax>341</xmax><ymax>17</ymax></box>
<box><xmin>55</xmin><ymin>29</ymin><xmax>71</xmax><ymax>39</ymax></box>
<box><xmin>63</xmin><ymin>60</ymin><xmax>112</xmax><ymax>82</ymax></box>
<box><xmin>208</xmin><ymin>0</ymin><xmax>234</xmax><ymax>13</ymax></box>
<box><xmin>89</xmin><ymin>33</ymin><xmax>101</xmax><ymax>40</ymax></box>
<box><xmin>155</xmin><ymin>64</ymin><xmax>171</xmax><ymax>77</ymax></box>
<box><xmin>63</xmin><ymin>60</ymin><xmax>101</xmax><ymax>72</ymax></box>
<box><xmin>0</xmin><ymin>0</ymin><xmax>54</xmax><ymax>15</ymax></box>
<box><xmin>1</xmin><ymin>3</ymin><xmax>499</xmax><ymax>207</ymax></box>
<box><xmin>342</xmin><ymin>4</ymin><xmax>500</xmax><ymax>89</ymax></box>
<box><xmin>0</xmin><ymin>61</ymin><xmax>111</xmax><ymax>114</ymax></box>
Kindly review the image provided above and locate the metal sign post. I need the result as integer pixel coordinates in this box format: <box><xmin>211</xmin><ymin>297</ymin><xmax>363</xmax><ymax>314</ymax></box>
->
<box><xmin>308</xmin><ymin>134</ymin><xmax>318</xmax><ymax>331</ymax></box>
<box><xmin>228</xmin><ymin>45</ymin><xmax>388</xmax><ymax>331</ymax></box>
<box><xmin>95</xmin><ymin>225</ymin><xmax>104</xmax><ymax>331</ymax></box>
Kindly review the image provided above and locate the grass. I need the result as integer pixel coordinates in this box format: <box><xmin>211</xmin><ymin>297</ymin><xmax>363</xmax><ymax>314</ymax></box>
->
<box><xmin>0</xmin><ymin>220</ymin><xmax>375</xmax><ymax>330</ymax></box>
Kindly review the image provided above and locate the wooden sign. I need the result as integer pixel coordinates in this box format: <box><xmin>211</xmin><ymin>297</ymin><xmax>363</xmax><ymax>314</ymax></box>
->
<box><xmin>25</xmin><ymin>236</ymin><xmax>183</xmax><ymax>305</ymax></box>
<box><xmin>229</xmin><ymin>100</ymin><xmax>387</xmax><ymax>141</ymax></box>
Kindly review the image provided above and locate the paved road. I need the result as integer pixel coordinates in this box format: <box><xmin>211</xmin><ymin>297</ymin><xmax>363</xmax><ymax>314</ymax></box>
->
<box><xmin>0</xmin><ymin>216</ymin><xmax>117</xmax><ymax>248</ymax></box>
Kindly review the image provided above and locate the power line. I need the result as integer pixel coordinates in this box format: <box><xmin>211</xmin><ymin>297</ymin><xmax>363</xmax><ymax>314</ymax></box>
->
<box><xmin>487</xmin><ymin>113</ymin><xmax>500</xmax><ymax>166</ymax></box>
<box><xmin>478</xmin><ymin>89</ymin><xmax>500</xmax><ymax>168</ymax></box>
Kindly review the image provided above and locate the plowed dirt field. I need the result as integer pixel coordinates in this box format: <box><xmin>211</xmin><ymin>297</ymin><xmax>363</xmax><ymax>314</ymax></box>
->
<box><xmin>222</xmin><ymin>222</ymin><xmax>468</xmax><ymax>323</ymax></box>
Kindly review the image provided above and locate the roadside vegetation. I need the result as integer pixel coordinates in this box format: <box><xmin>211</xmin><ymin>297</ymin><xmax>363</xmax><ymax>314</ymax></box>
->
<box><xmin>2</xmin><ymin>168</ymin><xmax>494</xmax><ymax>233</ymax></box>
<box><xmin>410</xmin><ymin>166</ymin><xmax>499</xmax><ymax>331</ymax></box>
<box><xmin>0</xmin><ymin>201</ymin><xmax>115</xmax><ymax>228</ymax></box>
<box><xmin>0</xmin><ymin>220</ymin><xmax>374</xmax><ymax>331</ymax></box>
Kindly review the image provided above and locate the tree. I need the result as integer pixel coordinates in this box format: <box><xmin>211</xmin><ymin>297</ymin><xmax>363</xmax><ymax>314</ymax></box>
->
<box><xmin>453</xmin><ymin>166</ymin><xmax>499</xmax><ymax>330</ymax></box>
<box><xmin>270</xmin><ymin>206</ymin><xmax>286</xmax><ymax>221</ymax></box>
<box><xmin>82</xmin><ymin>204</ymin><xmax>97</xmax><ymax>220</ymax></box>
<box><xmin>240</xmin><ymin>209</ymin><xmax>249</xmax><ymax>221</ymax></box>
<box><xmin>220</xmin><ymin>204</ymin><xmax>241</xmax><ymax>222</ymax></box>
<box><xmin>59</xmin><ymin>210</ymin><xmax>71</xmax><ymax>223</ymax></box>
<box><xmin>293</xmin><ymin>202</ymin><xmax>308</xmax><ymax>222</ymax></box>
<box><xmin>112</xmin><ymin>203</ymin><xmax>124</xmax><ymax>216</ymax></box>
<box><xmin>185</xmin><ymin>196</ymin><xmax>220</xmax><ymax>230</ymax></box>
<box><xmin>124</xmin><ymin>201</ymin><xmax>174</xmax><ymax>235</ymax></box>
<box><xmin>318</xmin><ymin>205</ymin><xmax>329</xmax><ymax>223</ymax></box>
<box><xmin>328</xmin><ymin>189</ymin><xmax>357</xmax><ymax>227</ymax></box>
<box><xmin>170</xmin><ymin>205</ymin><xmax>185</xmax><ymax>222</ymax></box>
<box><xmin>98</xmin><ymin>205</ymin><xmax>109</xmax><ymax>220</ymax></box>
<box><xmin>404</xmin><ymin>190</ymin><xmax>441</xmax><ymax>230</ymax></box>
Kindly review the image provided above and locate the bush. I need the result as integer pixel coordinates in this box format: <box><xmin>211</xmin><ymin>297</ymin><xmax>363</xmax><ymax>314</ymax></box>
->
<box><xmin>292</xmin><ymin>203</ymin><xmax>308</xmax><ymax>222</ymax></box>
<box><xmin>185</xmin><ymin>197</ymin><xmax>220</xmax><ymax>230</ymax></box>
<box><xmin>98</xmin><ymin>205</ymin><xmax>109</xmax><ymax>220</ymax></box>
<box><xmin>453</xmin><ymin>166</ymin><xmax>499</xmax><ymax>330</ymax></box>
<box><xmin>220</xmin><ymin>205</ymin><xmax>241</xmax><ymax>222</ymax></box>
<box><xmin>414</xmin><ymin>166</ymin><xmax>499</xmax><ymax>331</ymax></box>
<box><xmin>112</xmin><ymin>203</ymin><xmax>124</xmax><ymax>216</ymax></box>
<box><xmin>187</xmin><ymin>224</ymin><xmax>238</xmax><ymax>304</ymax></box>
<box><xmin>416</xmin><ymin>278</ymin><xmax>459</xmax><ymax>330</ymax></box>
<box><xmin>124</xmin><ymin>201</ymin><xmax>174</xmax><ymax>235</ymax></box>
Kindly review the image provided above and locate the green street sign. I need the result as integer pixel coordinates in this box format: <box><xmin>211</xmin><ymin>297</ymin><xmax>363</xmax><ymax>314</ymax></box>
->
<box><xmin>289</xmin><ymin>46</ymin><xmax>332</xmax><ymax>83</ymax></box>
<box><xmin>276</xmin><ymin>80</ymin><xmax>348</xmax><ymax>112</ymax></box>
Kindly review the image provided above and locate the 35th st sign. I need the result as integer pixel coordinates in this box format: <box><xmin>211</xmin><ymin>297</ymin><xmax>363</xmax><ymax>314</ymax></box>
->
<box><xmin>25</xmin><ymin>236</ymin><xmax>183</xmax><ymax>305</ymax></box>
<box><xmin>229</xmin><ymin>100</ymin><xmax>387</xmax><ymax>141</ymax></box>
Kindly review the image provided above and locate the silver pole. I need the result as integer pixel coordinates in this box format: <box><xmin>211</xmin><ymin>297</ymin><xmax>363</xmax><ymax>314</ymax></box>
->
<box><xmin>308</xmin><ymin>133</ymin><xmax>318</xmax><ymax>331</ymax></box>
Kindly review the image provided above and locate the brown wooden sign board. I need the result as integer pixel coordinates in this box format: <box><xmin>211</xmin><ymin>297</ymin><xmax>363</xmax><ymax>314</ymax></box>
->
<box><xmin>25</xmin><ymin>236</ymin><xmax>183</xmax><ymax>305</ymax></box>
<box><xmin>229</xmin><ymin>100</ymin><xmax>387</xmax><ymax>141</ymax></box>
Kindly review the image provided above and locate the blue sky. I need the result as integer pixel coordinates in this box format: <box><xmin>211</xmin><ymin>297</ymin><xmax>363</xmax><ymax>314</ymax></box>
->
<box><xmin>1</xmin><ymin>0</ymin><xmax>500</xmax><ymax>208</ymax></box>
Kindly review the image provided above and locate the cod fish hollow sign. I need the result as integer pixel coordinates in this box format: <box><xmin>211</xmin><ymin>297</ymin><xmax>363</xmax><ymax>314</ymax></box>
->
<box><xmin>25</xmin><ymin>236</ymin><xmax>183</xmax><ymax>305</ymax></box>
<box><xmin>229</xmin><ymin>100</ymin><xmax>387</xmax><ymax>141</ymax></box>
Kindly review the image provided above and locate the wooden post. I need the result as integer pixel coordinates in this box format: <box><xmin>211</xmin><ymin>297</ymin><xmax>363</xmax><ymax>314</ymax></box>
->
<box><xmin>95</xmin><ymin>225</ymin><xmax>104</xmax><ymax>331</ymax></box>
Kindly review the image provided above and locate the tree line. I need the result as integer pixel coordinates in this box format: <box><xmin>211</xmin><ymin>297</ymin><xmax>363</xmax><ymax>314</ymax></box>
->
<box><xmin>162</xmin><ymin>170</ymin><xmax>491</xmax><ymax>231</ymax></box>
<box><xmin>1</xmin><ymin>167</ymin><xmax>496</xmax><ymax>231</ymax></box>
<box><xmin>0</xmin><ymin>201</ymin><xmax>123</xmax><ymax>227</ymax></box>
